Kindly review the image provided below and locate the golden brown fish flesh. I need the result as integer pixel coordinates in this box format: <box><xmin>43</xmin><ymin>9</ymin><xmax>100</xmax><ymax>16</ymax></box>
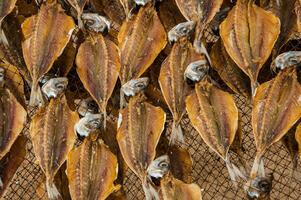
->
<box><xmin>186</xmin><ymin>79</ymin><xmax>246</xmax><ymax>184</ymax></box>
<box><xmin>296</xmin><ymin>122</ymin><xmax>301</xmax><ymax>159</ymax></box>
<box><xmin>0</xmin><ymin>72</ymin><xmax>27</xmax><ymax>188</ymax></box>
<box><xmin>76</xmin><ymin>33</ymin><xmax>120</xmax><ymax>128</ymax></box>
<box><xmin>30</xmin><ymin>95</ymin><xmax>78</xmax><ymax>199</ymax></box>
<box><xmin>220</xmin><ymin>0</ymin><xmax>280</xmax><ymax>95</ymax></box>
<box><xmin>117</xmin><ymin>94</ymin><xmax>166</xmax><ymax>199</ymax></box>
<box><xmin>22</xmin><ymin>2</ymin><xmax>75</xmax><ymax>106</ymax></box>
<box><xmin>249</xmin><ymin>67</ymin><xmax>301</xmax><ymax>197</ymax></box>
<box><xmin>67</xmin><ymin>134</ymin><xmax>120</xmax><ymax>200</ymax></box>
<box><xmin>159</xmin><ymin>38</ymin><xmax>204</xmax><ymax>144</ymax></box>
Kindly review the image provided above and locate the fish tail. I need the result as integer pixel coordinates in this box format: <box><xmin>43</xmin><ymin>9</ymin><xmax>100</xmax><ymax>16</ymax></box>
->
<box><xmin>225</xmin><ymin>156</ymin><xmax>246</xmax><ymax>187</ymax></box>
<box><xmin>250</xmin><ymin>154</ymin><xmax>264</xmax><ymax>179</ymax></box>
<box><xmin>0</xmin><ymin>177</ymin><xmax>3</xmax><ymax>188</ymax></box>
<box><xmin>142</xmin><ymin>178</ymin><xmax>160</xmax><ymax>200</ymax></box>
<box><xmin>29</xmin><ymin>82</ymin><xmax>45</xmax><ymax>107</ymax></box>
<box><xmin>169</xmin><ymin>122</ymin><xmax>184</xmax><ymax>145</ymax></box>
<box><xmin>46</xmin><ymin>180</ymin><xmax>61</xmax><ymax>200</ymax></box>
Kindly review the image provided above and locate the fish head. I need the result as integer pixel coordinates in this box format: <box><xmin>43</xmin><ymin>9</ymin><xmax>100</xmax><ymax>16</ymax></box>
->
<box><xmin>247</xmin><ymin>173</ymin><xmax>273</xmax><ymax>200</ymax></box>
<box><xmin>271</xmin><ymin>51</ymin><xmax>301</xmax><ymax>71</ymax></box>
<box><xmin>147</xmin><ymin>155</ymin><xmax>170</xmax><ymax>179</ymax></box>
<box><xmin>184</xmin><ymin>59</ymin><xmax>209</xmax><ymax>82</ymax></box>
<box><xmin>134</xmin><ymin>0</ymin><xmax>151</xmax><ymax>5</ymax></box>
<box><xmin>42</xmin><ymin>77</ymin><xmax>68</xmax><ymax>99</ymax></box>
<box><xmin>82</xmin><ymin>13</ymin><xmax>111</xmax><ymax>33</ymax></box>
<box><xmin>0</xmin><ymin>67</ymin><xmax>5</xmax><ymax>87</ymax></box>
<box><xmin>168</xmin><ymin>21</ymin><xmax>196</xmax><ymax>43</ymax></box>
<box><xmin>75</xmin><ymin>97</ymin><xmax>99</xmax><ymax>117</ymax></box>
<box><xmin>122</xmin><ymin>77</ymin><xmax>150</xmax><ymax>97</ymax></box>
<box><xmin>75</xmin><ymin>114</ymin><xmax>103</xmax><ymax>137</ymax></box>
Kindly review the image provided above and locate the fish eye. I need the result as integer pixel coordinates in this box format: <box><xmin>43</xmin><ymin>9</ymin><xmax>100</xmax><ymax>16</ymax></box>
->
<box><xmin>159</xmin><ymin>161</ymin><xmax>169</xmax><ymax>168</ymax></box>
<box><xmin>288</xmin><ymin>57</ymin><xmax>299</xmax><ymax>65</ymax></box>
<box><xmin>55</xmin><ymin>83</ymin><xmax>65</xmax><ymax>90</ymax></box>
<box><xmin>85</xmin><ymin>19</ymin><xmax>95</xmax><ymax>26</ymax></box>
<box><xmin>87</xmin><ymin>101</ymin><xmax>97</xmax><ymax>110</ymax></box>
<box><xmin>88</xmin><ymin>119</ymin><xmax>101</xmax><ymax>128</ymax></box>
<box><xmin>179</xmin><ymin>27</ymin><xmax>188</xmax><ymax>34</ymax></box>
<box><xmin>258</xmin><ymin>180</ymin><xmax>271</xmax><ymax>192</ymax></box>
<box><xmin>134</xmin><ymin>82</ymin><xmax>145</xmax><ymax>88</ymax></box>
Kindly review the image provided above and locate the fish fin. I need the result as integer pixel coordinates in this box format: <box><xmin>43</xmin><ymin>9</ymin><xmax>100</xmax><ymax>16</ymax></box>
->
<box><xmin>225</xmin><ymin>156</ymin><xmax>247</xmax><ymax>187</ymax></box>
<box><xmin>29</xmin><ymin>82</ymin><xmax>45</xmax><ymax>107</ymax></box>
<box><xmin>0</xmin><ymin>177</ymin><xmax>3</xmax><ymax>188</ymax></box>
<box><xmin>46</xmin><ymin>181</ymin><xmax>61</xmax><ymax>200</ymax></box>
<box><xmin>142</xmin><ymin>178</ymin><xmax>160</xmax><ymax>200</ymax></box>
<box><xmin>169</xmin><ymin>122</ymin><xmax>184</xmax><ymax>145</ymax></box>
<box><xmin>258</xmin><ymin>158</ymin><xmax>265</xmax><ymax>177</ymax></box>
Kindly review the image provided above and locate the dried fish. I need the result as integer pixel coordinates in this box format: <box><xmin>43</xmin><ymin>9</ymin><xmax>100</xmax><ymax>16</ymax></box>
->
<box><xmin>117</xmin><ymin>94</ymin><xmax>166</xmax><ymax>199</ymax></box>
<box><xmin>174</xmin><ymin>0</ymin><xmax>223</xmax><ymax>51</ymax></box>
<box><xmin>296</xmin><ymin>123</ymin><xmax>301</xmax><ymax>158</ymax></box>
<box><xmin>0</xmin><ymin>136</ymin><xmax>26</xmax><ymax>197</ymax></box>
<box><xmin>271</xmin><ymin>51</ymin><xmax>301</xmax><ymax>71</ymax></box>
<box><xmin>247</xmin><ymin>173</ymin><xmax>273</xmax><ymax>200</ymax></box>
<box><xmin>0</xmin><ymin>0</ymin><xmax>17</xmax><ymax>25</ymax></box>
<box><xmin>30</xmin><ymin>95</ymin><xmax>78</xmax><ymax>199</ymax></box>
<box><xmin>118</xmin><ymin>3</ymin><xmax>167</xmax><ymax>86</ymax></box>
<box><xmin>119</xmin><ymin>0</ymin><xmax>136</xmax><ymax>18</ymax></box>
<box><xmin>82</xmin><ymin>13</ymin><xmax>111</xmax><ymax>33</ymax></box>
<box><xmin>220</xmin><ymin>0</ymin><xmax>281</xmax><ymax>95</ymax></box>
<box><xmin>168</xmin><ymin>21</ymin><xmax>196</xmax><ymax>43</ymax></box>
<box><xmin>159</xmin><ymin>38</ymin><xmax>204</xmax><ymax>144</ymax></box>
<box><xmin>0</xmin><ymin>68</ymin><xmax>27</xmax><ymax>188</ymax></box>
<box><xmin>249</xmin><ymin>67</ymin><xmax>301</xmax><ymax>197</ymax></box>
<box><xmin>76</xmin><ymin>34</ymin><xmax>120</xmax><ymax>127</ymax></box>
<box><xmin>74</xmin><ymin>114</ymin><xmax>102</xmax><ymax>137</ymax></box>
<box><xmin>67</xmin><ymin>134</ymin><xmax>120</xmax><ymax>200</ymax></box>
<box><xmin>184</xmin><ymin>59</ymin><xmax>209</xmax><ymax>82</ymax></box>
<box><xmin>75</xmin><ymin>97</ymin><xmax>99</xmax><ymax>117</ymax></box>
<box><xmin>210</xmin><ymin>40</ymin><xmax>251</xmax><ymax>98</ymax></box>
<box><xmin>121</xmin><ymin>77</ymin><xmax>149</xmax><ymax>97</ymax></box>
<box><xmin>22</xmin><ymin>2</ymin><xmax>75</xmax><ymax>106</ymax></box>
<box><xmin>186</xmin><ymin>80</ymin><xmax>246</xmax><ymax>183</ymax></box>
<box><xmin>41</xmin><ymin>77</ymin><xmax>68</xmax><ymax>100</ymax></box>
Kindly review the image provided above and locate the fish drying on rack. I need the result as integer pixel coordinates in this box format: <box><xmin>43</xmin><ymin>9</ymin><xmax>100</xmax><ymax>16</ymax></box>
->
<box><xmin>147</xmin><ymin>155</ymin><xmax>202</xmax><ymax>200</ymax></box>
<box><xmin>220</xmin><ymin>0</ymin><xmax>281</xmax><ymax>95</ymax></box>
<box><xmin>64</xmin><ymin>0</ymin><xmax>89</xmax><ymax>29</ymax></box>
<box><xmin>174</xmin><ymin>0</ymin><xmax>223</xmax><ymax>52</ymax></box>
<box><xmin>74</xmin><ymin>113</ymin><xmax>102</xmax><ymax>137</ymax></box>
<box><xmin>247</xmin><ymin>52</ymin><xmax>301</xmax><ymax>199</ymax></box>
<box><xmin>117</xmin><ymin>94</ymin><xmax>166</xmax><ymax>200</ymax></box>
<box><xmin>30</xmin><ymin>93</ymin><xmax>79</xmax><ymax>199</ymax></box>
<box><xmin>76</xmin><ymin>14</ymin><xmax>120</xmax><ymax>128</ymax></box>
<box><xmin>21</xmin><ymin>1</ymin><xmax>75</xmax><ymax>106</ymax></box>
<box><xmin>75</xmin><ymin>97</ymin><xmax>99</xmax><ymax>117</ymax></box>
<box><xmin>159</xmin><ymin>29</ymin><xmax>206</xmax><ymax>144</ymax></box>
<box><xmin>186</xmin><ymin>78</ymin><xmax>247</xmax><ymax>185</ymax></box>
<box><xmin>41</xmin><ymin>77</ymin><xmax>69</xmax><ymax>100</ymax></box>
<box><xmin>296</xmin><ymin>123</ymin><xmax>301</xmax><ymax>161</ymax></box>
<box><xmin>118</xmin><ymin>3</ymin><xmax>167</xmax><ymax>107</ymax></box>
<box><xmin>67</xmin><ymin>132</ymin><xmax>120</xmax><ymax>200</ymax></box>
<box><xmin>0</xmin><ymin>67</ymin><xmax>27</xmax><ymax>189</ymax></box>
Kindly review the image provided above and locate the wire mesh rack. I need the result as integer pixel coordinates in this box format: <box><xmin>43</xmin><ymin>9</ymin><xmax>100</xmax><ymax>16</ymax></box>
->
<box><xmin>1</xmin><ymin>32</ymin><xmax>301</xmax><ymax>200</ymax></box>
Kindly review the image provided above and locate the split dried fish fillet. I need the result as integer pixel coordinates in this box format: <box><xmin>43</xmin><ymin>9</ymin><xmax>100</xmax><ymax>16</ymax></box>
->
<box><xmin>211</xmin><ymin>40</ymin><xmax>251</xmax><ymax>99</ymax></box>
<box><xmin>249</xmin><ymin>67</ymin><xmax>301</xmax><ymax>194</ymax></box>
<box><xmin>65</xmin><ymin>0</ymin><xmax>88</xmax><ymax>29</ymax></box>
<box><xmin>30</xmin><ymin>95</ymin><xmax>78</xmax><ymax>200</ymax></box>
<box><xmin>76</xmin><ymin>34</ymin><xmax>120</xmax><ymax>128</ymax></box>
<box><xmin>186</xmin><ymin>80</ymin><xmax>245</xmax><ymax>183</ymax></box>
<box><xmin>159</xmin><ymin>38</ymin><xmax>204</xmax><ymax>144</ymax></box>
<box><xmin>22</xmin><ymin>2</ymin><xmax>75</xmax><ymax>106</ymax></box>
<box><xmin>117</xmin><ymin>94</ymin><xmax>165</xmax><ymax>199</ymax></box>
<box><xmin>0</xmin><ymin>78</ymin><xmax>27</xmax><ymax>188</ymax></box>
<box><xmin>67</xmin><ymin>134</ymin><xmax>120</xmax><ymax>200</ymax></box>
<box><xmin>296</xmin><ymin>122</ymin><xmax>301</xmax><ymax>158</ymax></box>
<box><xmin>220</xmin><ymin>0</ymin><xmax>280</xmax><ymax>95</ymax></box>
<box><xmin>118</xmin><ymin>3</ymin><xmax>167</xmax><ymax>85</ymax></box>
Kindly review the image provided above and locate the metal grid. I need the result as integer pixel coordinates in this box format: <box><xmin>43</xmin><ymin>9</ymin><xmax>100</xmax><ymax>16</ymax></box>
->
<box><xmin>1</xmin><ymin>40</ymin><xmax>301</xmax><ymax>200</ymax></box>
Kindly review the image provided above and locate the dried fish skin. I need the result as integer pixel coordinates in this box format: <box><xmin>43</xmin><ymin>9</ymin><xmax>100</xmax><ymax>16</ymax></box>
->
<box><xmin>76</xmin><ymin>34</ymin><xmax>120</xmax><ymax>127</ymax></box>
<box><xmin>30</xmin><ymin>95</ymin><xmax>78</xmax><ymax>199</ymax></box>
<box><xmin>118</xmin><ymin>3</ymin><xmax>167</xmax><ymax>85</ymax></box>
<box><xmin>117</xmin><ymin>94</ymin><xmax>166</xmax><ymax>179</ymax></box>
<box><xmin>271</xmin><ymin>51</ymin><xmax>301</xmax><ymax>71</ymax></box>
<box><xmin>22</xmin><ymin>2</ymin><xmax>75</xmax><ymax>106</ymax></box>
<box><xmin>67</xmin><ymin>136</ymin><xmax>119</xmax><ymax>200</ymax></box>
<box><xmin>41</xmin><ymin>77</ymin><xmax>68</xmax><ymax>100</ymax></box>
<box><xmin>220</xmin><ymin>0</ymin><xmax>281</xmax><ymax>95</ymax></box>
<box><xmin>210</xmin><ymin>40</ymin><xmax>251</xmax><ymax>98</ymax></box>
<box><xmin>168</xmin><ymin>21</ymin><xmax>196</xmax><ymax>43</ymax></box>
<box><xmin>74</xmin><ymin>114</ymin><xmax>103</xmax><ymax>137</ymax></box>
<box><xmin>81</xmin><ymin>13</ymin><xmax>111</xmax><ymax>33</ymax></box>
<box><xmin>0</xmin><ymin>0</ymin><xmax>17</xmax><ymax>24</ymax></box>
<box><xmin>159</xmin><ymin>38</ymin><xmax>204</xmax><ymax>144</ymax></box>
<box><xmin>121</xmin><ymin>77</ymin><xmax>149</xmax><ymax>97</ymax></box>
<box><xmin>296</xmin><ymin>123</ymin><xmax>301</xmax><ymax>158</ymax></box>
